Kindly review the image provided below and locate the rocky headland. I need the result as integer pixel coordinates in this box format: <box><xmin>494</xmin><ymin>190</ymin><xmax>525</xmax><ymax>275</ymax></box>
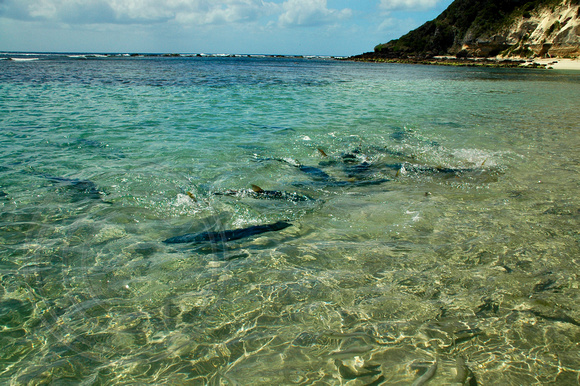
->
<box><xmin>350</xmin><ymin>0</ymin><xmax>580</xmax><ymax>69</ymax></box>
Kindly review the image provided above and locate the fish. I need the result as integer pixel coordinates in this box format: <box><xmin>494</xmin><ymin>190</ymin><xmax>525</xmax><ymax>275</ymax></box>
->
<box><xmin>295</xmin><ymin>164</ymin><xmax>331</xmax><ymax>180</ymax></box>
<box><xmin>454</xmin><ymin>328</ymin><xmax>483</xmax><ymax>345</ymax></box>
<box><xmin>475</xmin><ymin>297</ymin><xmax>499</xmax><ymax>316</ymax></box>
<box><xmin>530</xmin><ymin>310</ymin><xmax>580</xmax><ymax>327</ymax></box>
<box><xmin>334</xmin><ymin>359</ymin><xmax>382</xmax><ymax>380</ymax></box>
<box><xmin>411</xmin><ymin>357</ymin><xmax>438</xmax><ymax>386</ymax></box>
<box><xmin>341</xmin><ymin>152</ymin><xmax>360</xmax><ymax>164</ymax></box>
<box><xmin>214</xmin><ymin>185</ymin><xmax>314</xmax><ymax>202</ymax></box>
<box><xmin>317</xmin><ymin>148</ymin><xmax>384</xmax><ymax>181</ymax></box>
<box><xmin>292</xmin><ymin>178</ymin><xmax>390</xmax><ymax>189</ymax></box>
<box><xmin>329</xmin><ymin>345</ymin><xmax>374</xmax><ymax>359</ymax></box>
<box><xmin>163</xmin><ymin>220</ymin><xmax>292</xmax><ymax>244</ymax></box>
<box><xmin>344</xmin><ymin>162</ymin><xmax>375</xmax><ymax>179</ymax></box>
<box><xmin>266</xmin><ymin>157</ymin><xmax>333</xmax><ymax>181</ymax></box>
<box><xmin>388</xmin><ymin>162</ymin><xmax>474</xmax><ymax>175</ymax></box>
<box><xmin>317</xmin><ymin>148</ymin><xmax>364</xmax><ymax>166</ymax></box>
<box><xmin>389</xmin><ymin>128</ymin><xmax>440</xmax><ymax>147</ymax></box>
<box><xmin>255</xmin><ymin>154</ymin><xmax>391</xmax><ymax>187</ymax></box>
<box><xmin>455</xmin><ymin>356</ymin><xmax>478</xmax><ymax>385</ymax></box>
<box><xmin>64</xmin><ymin>138</ymin><xmax>126</xmax><ymax>159</ymax></box>
<box><xmin>41</xmin><ymin>175</ymin><xmax>105</xmax><ymax>200</ymax></box>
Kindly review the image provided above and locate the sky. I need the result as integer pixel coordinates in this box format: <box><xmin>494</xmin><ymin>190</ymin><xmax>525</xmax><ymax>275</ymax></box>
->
<box><xmin>0</xmin><ymin>0</ymin><xmax>454</xmax><ymax>56</ymax></box>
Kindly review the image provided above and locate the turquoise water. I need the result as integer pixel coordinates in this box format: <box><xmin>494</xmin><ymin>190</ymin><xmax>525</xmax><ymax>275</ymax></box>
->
<box><xmin>1</xmin><ymin>54</ymin><xmax>579</xmax><ymax>385</ymax></box>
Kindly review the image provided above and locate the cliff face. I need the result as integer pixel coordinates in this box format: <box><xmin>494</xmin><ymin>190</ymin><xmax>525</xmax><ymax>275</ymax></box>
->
<box><xmin>461</xmin><ymin>1</ymin><xmax>580</xmax><ymax>57</ymax></box>
<box><xmin>501</xmin><ymin>2</ymin><xmax>580</xmax><ymax>57</ymax></box>
<box><xmin>371</xmin><ymin>0</ymin><xmax>580</xmax><ymax>59</ymax></box>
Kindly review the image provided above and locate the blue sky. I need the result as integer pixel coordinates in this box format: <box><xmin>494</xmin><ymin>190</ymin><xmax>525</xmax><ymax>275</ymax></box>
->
<box><xmin>0</xmin><ymin>0</ymin><xmax>454</xmax><ymax>56</ymax></box>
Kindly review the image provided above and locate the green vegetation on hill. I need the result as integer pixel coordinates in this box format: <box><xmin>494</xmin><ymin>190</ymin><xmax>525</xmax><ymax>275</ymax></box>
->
<box><xmin>372</xmin><ymin>0</ymin><xmax>578</xmax><ymax>58</ymax></box>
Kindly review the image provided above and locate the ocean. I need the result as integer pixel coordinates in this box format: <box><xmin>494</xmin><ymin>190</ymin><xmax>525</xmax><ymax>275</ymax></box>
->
<box><xmin>1</xmin><ymin>53</ymin><xmax>579</xmax><ymax>385</ymax></box>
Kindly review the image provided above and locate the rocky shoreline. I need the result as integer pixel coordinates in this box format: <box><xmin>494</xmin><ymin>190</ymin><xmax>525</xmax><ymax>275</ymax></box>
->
<box><xmin>346</xmin><ymin>54</ymin><xmax>525</xmax><ymax>68</ymax></box>
<box><xmin>345</xmin><ymin>53</ymin><xmax>580</xmax><ymax>70</ymax></box>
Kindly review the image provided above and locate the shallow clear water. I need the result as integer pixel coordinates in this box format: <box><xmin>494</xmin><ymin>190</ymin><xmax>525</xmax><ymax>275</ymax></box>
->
<box><xmin>1</xmin><ymin>54</ymin><xmax>579</xmax><ymax>385</ymax></box>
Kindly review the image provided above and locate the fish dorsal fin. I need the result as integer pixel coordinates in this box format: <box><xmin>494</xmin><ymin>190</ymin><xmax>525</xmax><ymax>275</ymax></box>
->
<box><xmin>186</xmin><ymin>191</ymin><xmax>198</xmax><ymax>202</ymax></box>
<box><xmin>318</xmin><ymin>148</ymin><xmax>328</xmax><ymax>157</ymax></box>
<box><xmin>251</xmin><ymin>184</ymin><xmax>264</xmax><ymax>193</ymax></box>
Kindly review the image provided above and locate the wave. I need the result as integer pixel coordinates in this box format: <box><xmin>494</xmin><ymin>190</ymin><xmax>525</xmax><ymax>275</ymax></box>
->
<box><xmin>9</xmin><ymin>57</ymin><xmax>40</xmax><ymax>62</ymax></box>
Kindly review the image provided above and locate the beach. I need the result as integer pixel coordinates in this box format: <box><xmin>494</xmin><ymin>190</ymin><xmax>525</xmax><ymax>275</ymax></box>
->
<box><xmin>530</xmin><ymin>57</ymin><xmax>580</xmax><ymax>70</ymax></box>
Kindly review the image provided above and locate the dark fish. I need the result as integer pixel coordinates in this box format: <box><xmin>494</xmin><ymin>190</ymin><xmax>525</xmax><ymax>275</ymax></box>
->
<box><xmin>215</xmin><ymin>185</ymin><xmax>314</xmax><ymax>202</ymax></box>
<box><xmin>454</xmin><ymin>328</ymin><xmax>483</xmax><ymax>345</ymax></box>
<box><xmin>317</xmin><ymin>148</ymin><xmax>363</xmax><ymax>166</ymax></box>
<box><xmin>256</xmin><ymin>155</ymin><xmax>390</xmax><ymax>187</ymax></box>
<box><xmin>531</xmin><ymin>310</ymin><xmax>580</xmax><ymax>327</ymax></box>
<box><xmin>341</xmin><ymin>153</ymin><xmax>359</xmax><ymax>163</ymax></box>
<box><xmin>41</xmin><ymin>175</ymin><xmax>104</xmax><ymax>200</ymax></box>
<box><xmin>293</xmin><ymin>178</ymin><xmax>390</xmax><ymax>189</ymax></box>
<box><xmin>344</xmin><ymin>162</ymin><xmax>374</xmax><ymax>179</ymax></box>
<box><xmin>533</xmin><ymin>278</ymin><xmax>559</xmax><ymax>293</ymax></box>
<box><xmin>317</xmin><ymin>148</ymin><xmax>381</xmax><ymax>181</ymax></box>
<box><xmin>296</xmin><ymin>164</ymin><xmax>331</xmax><ymax>180</ymax></box>
<box><xmin>399</xmin><ymin>163</ymin><xmax>476</xmax><ymax>176</ymax></box>
<box><xmin>163</xmin><ymin>221</ymin><xmax>292</xmax><ymax>244</ymax></box>
<box><xmin>68</xmin><ymin>138</ymin><xmax>126</xmax><ymax>159</ymax></box>
<box><xmin>269</xmin><ymin>157</ymin><xmax>332</xmax><ymax>181</ymax></box>
<box><xmin>475</xmin><ymin>297</ymin><xmax>499</xmax><ymax>316</ymax></box>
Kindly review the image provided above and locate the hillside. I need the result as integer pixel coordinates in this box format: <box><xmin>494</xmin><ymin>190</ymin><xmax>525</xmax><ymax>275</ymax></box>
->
<box><xmin>354</xmin><ymin>0</ymin><xmax>580</xmax><ymax>60</ymax></box>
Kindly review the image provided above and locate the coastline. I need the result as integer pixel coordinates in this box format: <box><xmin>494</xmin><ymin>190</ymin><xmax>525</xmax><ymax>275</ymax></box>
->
<box><xmin>528</xmin><ymin>58</ymin><xmax>580</xmax><ymax>70</ymax></box>
<box><xmin>346</xmin><ymin>54</ymin><xmax>580</xmax><ymax>71</ymax></box>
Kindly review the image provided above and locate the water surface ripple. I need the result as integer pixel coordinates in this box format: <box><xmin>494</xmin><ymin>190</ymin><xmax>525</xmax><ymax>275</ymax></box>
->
<box><xmin>1</xmin><ymin>55</ymin><xmax>579</xmax><ymax>385</ymax></box>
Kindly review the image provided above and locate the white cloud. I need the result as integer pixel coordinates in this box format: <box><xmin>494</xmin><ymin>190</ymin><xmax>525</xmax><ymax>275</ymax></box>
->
<box><xmin>376</xmin><ymin>16</ymin><xmax>419</xmax><ymax>35</ymax></box>
<box><xmin>379</xmin><ymin>0</ymin><xmax>439</xmax><ymax>11</ymax></box>
<box><xmin>278</xmin><ymin>0</ymin><xmax>352</xmax><ymax>27</ymax></box>
<box><xmin>0</xmin><ymin>0</ymin><xmax>356</xmax><ymax>27</ymax></box>
<box><xmin>173</xmin><ymin>0</ymin><xmax>279</xmax><ymax>25</ymax></box>
<box><xmin>0</xmin><ymin>0</ymin><xmax>279</xmax><ymax>25</ymax></box>
<box><xmin>0</xmin><ymin>0</ymin><xmax>439</xmax><ymax>55</ymax></box>
<box><xmin>0</xmin><ymin>0</ymin><xmax>353</xmax><ymax>27</ymax></box>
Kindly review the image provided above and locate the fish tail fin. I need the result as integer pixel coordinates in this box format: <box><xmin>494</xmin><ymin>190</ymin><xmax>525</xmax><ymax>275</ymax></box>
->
<box><xmin>251</xmin><ymin>184</ymin><xmax>264</xmax><ymax>193</ymax></box>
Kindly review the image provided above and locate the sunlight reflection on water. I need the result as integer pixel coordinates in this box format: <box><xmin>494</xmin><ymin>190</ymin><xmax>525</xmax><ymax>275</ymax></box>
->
<box><xmin>0</xmin><ymin>56</ymin><xmax>579</xmax><ymax>384</ymax></box>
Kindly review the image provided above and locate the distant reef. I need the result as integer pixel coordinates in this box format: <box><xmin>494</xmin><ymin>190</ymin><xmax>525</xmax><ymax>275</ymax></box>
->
<box><xmin>351</xmin><ymin>0</ymin><xmax>580</xmax><ymax>64</ymax></box>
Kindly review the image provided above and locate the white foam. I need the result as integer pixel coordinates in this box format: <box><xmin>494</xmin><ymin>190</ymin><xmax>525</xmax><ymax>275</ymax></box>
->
<box><xmin>10</xmin><ymin>57</ymin><xmax>39</xmax><ymax>62</ymax></box>
<box><xmin>281</xmin><ymin>157</ymin><xmax>300</xmax><ymax>166</ymax></box>
<box><xmin>451</xmin><ymin>148</ymin><xmax>498</xmax><ymax>167</ymax></box>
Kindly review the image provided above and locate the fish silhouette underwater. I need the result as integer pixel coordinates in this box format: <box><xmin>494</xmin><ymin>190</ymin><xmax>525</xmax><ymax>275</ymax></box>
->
<box><xmin>163</xmin><ymin>221</ymin><xmax>292</xmax><ymax>244</ymax></box>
